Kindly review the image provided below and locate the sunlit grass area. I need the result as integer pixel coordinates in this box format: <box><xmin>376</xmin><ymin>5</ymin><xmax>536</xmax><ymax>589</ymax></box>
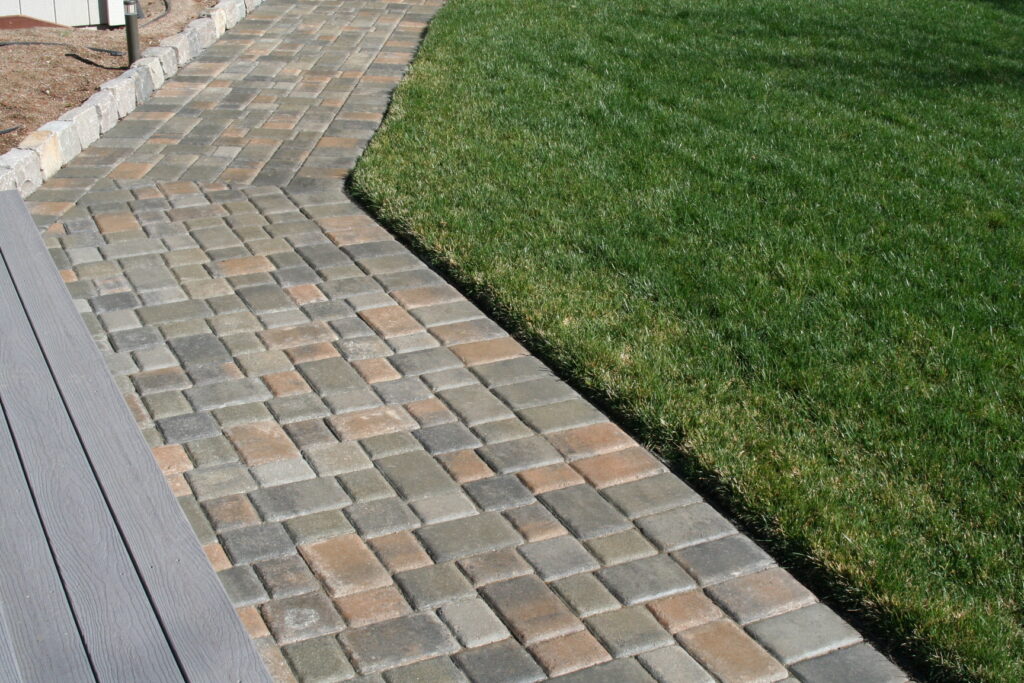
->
<box><xmin>351</xmin><ymin>0</ymin><xmax>1024</xmax><ymax>679</ymax></box>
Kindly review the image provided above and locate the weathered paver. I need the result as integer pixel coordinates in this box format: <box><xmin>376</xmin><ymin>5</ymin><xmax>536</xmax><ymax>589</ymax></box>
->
<box><xmin>28</xmin><ymin>0</ymin><xmax>905</xmax><ymax>679</ymax></box>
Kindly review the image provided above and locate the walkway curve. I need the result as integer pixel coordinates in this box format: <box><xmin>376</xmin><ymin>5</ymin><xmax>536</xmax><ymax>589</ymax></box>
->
<box><xmin>25</xmin><ymin>0</ymin><xmax>906</xmax><ymax>680</ymax></box>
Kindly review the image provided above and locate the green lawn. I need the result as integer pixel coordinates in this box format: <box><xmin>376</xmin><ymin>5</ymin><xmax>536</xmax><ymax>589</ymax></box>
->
<box><xmin>350</xmin><ymin>0</ymin><xmax>1024</xmax><ymax>679</ymax></box>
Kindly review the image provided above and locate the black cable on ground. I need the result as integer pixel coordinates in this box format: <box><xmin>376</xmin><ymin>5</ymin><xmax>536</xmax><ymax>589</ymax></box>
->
<box><xmin>0</xmin><ymin>41</ymin><xmax>124</xmax><ymax>56</ymax></box>
<box><xmin>0</xmin><ymin>126</ymin><xmax>20</xmax><ymax>136</ymax></box>
<box><xmin>142</xmin><ymin>0</ymin><xmax>173</xmax><ymax>27</ymax></box>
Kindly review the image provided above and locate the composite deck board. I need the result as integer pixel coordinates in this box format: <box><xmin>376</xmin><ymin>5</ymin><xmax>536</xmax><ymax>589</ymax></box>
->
<box><xmin>0</xmin><ymin>600</ymin><xmax>25</xmax><ymax>682</ymax></box>
<box><xmin>0</xmin><ymin>192</ymin><xmax>270</xmax><ymax>682</ymax></box>
<box><xmin>0</xmin><ymin>403</ymin><xmax>95</xmax><ymax>682</ymax></box>
<box><xmin>0</xmin><ymin>241</ymin><xmax>182</xmax><ymax>682</ymax></box>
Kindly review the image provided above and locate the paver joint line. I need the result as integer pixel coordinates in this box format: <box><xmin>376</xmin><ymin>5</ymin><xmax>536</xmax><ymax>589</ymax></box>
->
<box><xmin>27</xmin><ymin>0</ymin><xmax>907</xmax><ymax>681</ymax></box>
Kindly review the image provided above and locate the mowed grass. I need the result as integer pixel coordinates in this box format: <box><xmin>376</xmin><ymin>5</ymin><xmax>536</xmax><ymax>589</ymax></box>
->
<box><xmin>350</xmin><ymin>0</ymin><xmax>1024</xmax><ymax>679</ymax></box>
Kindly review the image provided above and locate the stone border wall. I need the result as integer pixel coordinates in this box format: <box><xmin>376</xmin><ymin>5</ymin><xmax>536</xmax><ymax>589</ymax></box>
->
<box><xmin>0</xmin><ymin>0</ymin><xmax>262</xmax><ymax>196</ymax></box>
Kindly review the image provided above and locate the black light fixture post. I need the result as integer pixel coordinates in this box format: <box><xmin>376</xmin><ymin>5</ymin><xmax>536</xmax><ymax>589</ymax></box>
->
<box><xmin>124</xmin><ymin>0</ymin><xmax>141</xmax><ymax>64</ymax></box>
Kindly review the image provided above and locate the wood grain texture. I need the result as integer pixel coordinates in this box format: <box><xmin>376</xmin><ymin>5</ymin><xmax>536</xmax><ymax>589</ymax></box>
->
<box><xmin>0</xmin><ymin>192</ymin><xmax>270</xmax><ymax>682</ymax></box>
<box><xmin>0</xmin><ymin>403</ymin><xmax>95</xmax><ymax>682</ymax></box>
<box><xmin>0</xmin><ymin>599</ymin><xmax>25</xmax><ymax>682</ymax></box>
<box><xmin>0</xmin><ymin>234</ymin><xmax>182</xmax><ymax>682</ymax></box>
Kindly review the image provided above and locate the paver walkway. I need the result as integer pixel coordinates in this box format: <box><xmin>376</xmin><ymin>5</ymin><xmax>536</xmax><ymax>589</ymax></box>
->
<box><xmin>24</xmin><ymin>0</ymin><xmax>907</xmax><ymax>681</ymax></box>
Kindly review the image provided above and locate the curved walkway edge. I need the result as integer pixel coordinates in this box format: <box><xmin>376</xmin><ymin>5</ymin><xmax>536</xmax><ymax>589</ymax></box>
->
<box><xmin>25</xmin><ymin>0</ymin><xmax>907</xmax><ymax>680</ymax></box>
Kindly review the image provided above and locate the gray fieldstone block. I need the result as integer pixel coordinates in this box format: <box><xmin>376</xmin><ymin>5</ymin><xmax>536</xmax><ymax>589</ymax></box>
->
<box><xmin>218</xmin><ymin>0</ymin><xmax>246</xmax><ymax>29</ymax></box>
<box><xmin>85</xmin><ymin>90</ymin><xmax>119</xmax><ymax>133</ymax></box>
<box><xmin>38</xmin><ymin>120</ymin><xmax>81</xmax><ymax>166</ymax></box>
<box><xmin>143</xmin><ymin>46</ymin><xmax>179</xmax><ymax>79</ymax></box>
<box><xmin>135</xmin><ymin>57</ymin><xmax>165</xmax><ymax>93</ymax></box>
<box><xmin>410</xmin><ymin>492</ymin><xmax>477</xmax><ymax>525</ymax></box>
<box><xmin>0</xmin><ymin>149</ymin><xmax>43</xmax><ymax>195</ymax></box>
<box><xmin>58</xmin><ymin>103</ymin><xmax>101</xmax><ymax>150</ymax></box>
<box><xmin>18</xmin><ymin>129</ymin><xmax>60</xmax><ymax>177</ymax></box>
<box><xmin>209</xmin><ymin>5</ymin><xmax>228</xmax><ymax>34</ymax></box>
<box><xmin>190</xmin><ymin>17</ymin><xmax>219</xmax><ymax>49</ymax></box>
<box><xmin>160</xmin><ymin>32</ymin><xmax>194</xmax><ymax>66</ymax></box>
<box><xmin>99</xmin><ymin>73</ymin><xmax>137</xmax><ymax>118</ymax></box>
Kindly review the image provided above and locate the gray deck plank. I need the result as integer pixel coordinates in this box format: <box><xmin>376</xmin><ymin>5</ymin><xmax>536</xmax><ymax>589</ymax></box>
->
<box><xmin>0</xmin><ymin>600</ymin><xmax>24</xmax><ymax>682</ymax></box>
<box><xmin>0</xmin><ymin>192</ymin><xmax>271</xmax><ymax>682</ymax></box>
<box><xmin>0</xmin><ymin>229</ymin><xmax>182</xmax><ymax>682</ymax></box>
<box><xmin>0</xmin><ymin>403</ymin><xmax>95</xmax><ymax>682</ymax></box>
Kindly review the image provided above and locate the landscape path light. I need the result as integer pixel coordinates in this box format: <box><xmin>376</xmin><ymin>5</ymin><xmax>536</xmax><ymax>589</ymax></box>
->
<box><xmin>124</xmin><ymin>0</ymin><xmax>141</xmax><ymax>64</ymax></box>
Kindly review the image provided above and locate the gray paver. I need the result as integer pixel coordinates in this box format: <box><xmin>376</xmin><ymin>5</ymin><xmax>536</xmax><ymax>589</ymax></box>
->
<box><xmin>261</xmin><ymin>591</ymin><xmax>345</xmax><ymax>645</ymax></box>
<box><xmin>790</xmin><ymin>643</ymin><xmax>905</xmax><ymax>683</ymax></box>
<box><xmin>549</xmin><ymin>658</ymin><xmax>655</xmax><ymax>682</ymax></box>
<box><xmin>539</xmin><ymin>485</ymin><xmax>632</xmax><ymax>540</ymax></box>
<box><xmin>596</xmin><ymin>554</ymin><xmax>696</xmax><ymax>605</ymax></box>
<box><xmin>455</xmin><ymin>640</ymin><xmax>545</xmax><ymax>683</ymax></box>
<box><xmin>340</xmin><ymin>614</ymin><xmax>458</xmax><ymax>675</ymax></box>
<box><xmin>384</xmin><ymin>657</ymin><xmax>467</xmax><ymax>682</ymax></box>
<box><xmin>395</xmin><ymin>562</ymin><xmax>474</xmax><ymax>609</ymax></box>
<box><xmin>464</xmin><ymin>474</ymin><xmax>534</xmax><ymax>511</ymax></box>
<box><xmin>438</xmin><ymin>598</ymin><xmax>510</xmax><ymax>648</ymax></box>
<box><xmin>283</xmin><ymin>636</ymin><xmax>356</xmax><ymax>683</ymax></box>
<box><xmin>637</xmin><ymin>647</ymin><xmax>713</xmax><ymax>683</ymax></box>
<box><xmin>518</xmin><ymin>536</ymin><xmax>600</xmax><ymax>581</ymax></box>
<box><xmin>672</xmin><ymin>534</ymin><xmax>774</xmax><ymax>586</ymax></box>
<box><xmin>585</xmin><ymin>606</ymin><xmax>674</xmax><ymax>657</ymax></box>
<box><xmin>746</xmin><ymin>603</ymin><xmax>862</xmax><ymax>665</ymax></box>
<box><xmin>477</xmin><ymin>436</ymin><xmax>562</xmax><ymax>474</ymax></box>
<box><xmin>249</xmin><ymin>477</ymin><xmax>350</xmax><ymax>521</ymax></box>
<box><xmin>416</xmin><ymin>512</ymin><xmax>522</xmax><ymax>562</ymax></box>
<box><xmin>635</xmin><ymin>503</ymin><xmax>736</xmax><ymax>551</ymax></box>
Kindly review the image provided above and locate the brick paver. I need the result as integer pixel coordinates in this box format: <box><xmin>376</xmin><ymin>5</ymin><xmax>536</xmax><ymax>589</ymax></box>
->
<box><xmin>27</xmin><ymin>0</ymin><xmax>906</xmax><ymax>680</ymax></box>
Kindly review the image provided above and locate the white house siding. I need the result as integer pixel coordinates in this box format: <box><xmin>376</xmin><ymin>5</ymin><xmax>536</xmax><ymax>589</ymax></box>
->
<box><xmin>3</xmin><ymin>0</ymin><xmax>124</xmax><ymax>27</ymax></box>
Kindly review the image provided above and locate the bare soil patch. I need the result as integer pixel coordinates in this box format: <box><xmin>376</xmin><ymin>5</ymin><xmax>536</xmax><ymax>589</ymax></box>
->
<box><xmin>0</xmin><ymin>0</ymin><xmax>216</xmax><ymax>155</ymax></box>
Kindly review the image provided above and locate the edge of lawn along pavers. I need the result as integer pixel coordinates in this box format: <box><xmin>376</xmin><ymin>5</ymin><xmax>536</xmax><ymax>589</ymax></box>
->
<box><xmin>0</xmin><ymin>0</ymin><xmax>258</xmax><ymax>197</ymax></box>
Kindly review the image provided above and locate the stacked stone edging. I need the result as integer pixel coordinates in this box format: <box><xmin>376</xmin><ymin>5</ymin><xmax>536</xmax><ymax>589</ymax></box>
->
<box><xmin>0</xmin><ymin>0</ymin><xmax>260</xmax><ymax>197</ymax></box>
